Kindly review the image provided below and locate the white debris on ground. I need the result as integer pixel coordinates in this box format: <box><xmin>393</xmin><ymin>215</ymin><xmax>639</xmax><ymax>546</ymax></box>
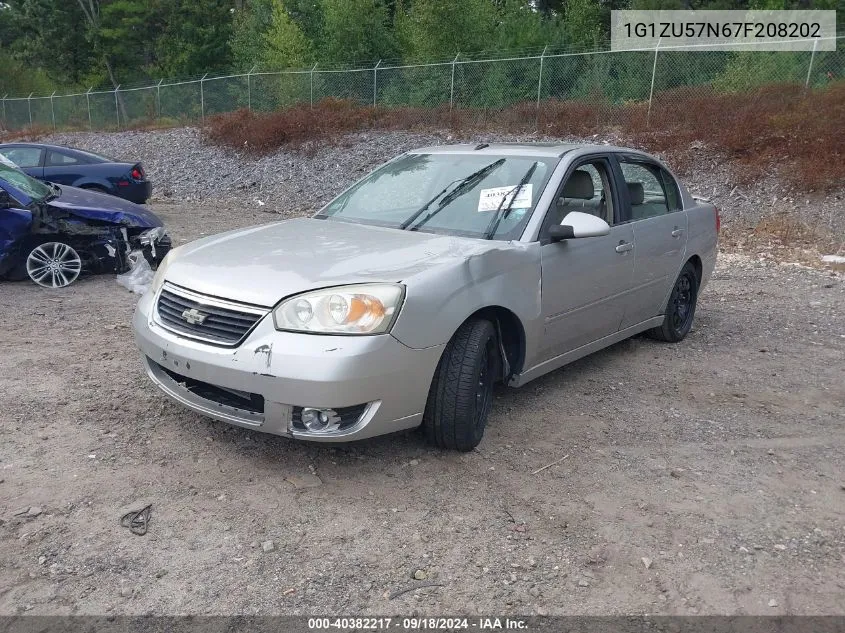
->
<box><xmin>821</xmin><ymin>254</ymin><xmax>845</xmax><ymax>264</ymax></box>
<box><xmin>116</xmin><ymin>251</ymin><xmax>154</xmax><ymax>295</ymax></box>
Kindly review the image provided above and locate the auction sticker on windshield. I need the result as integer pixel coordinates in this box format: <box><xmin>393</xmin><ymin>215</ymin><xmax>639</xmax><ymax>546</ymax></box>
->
<box><xmin>477</xmin><ymin>184</ymin><xmax>532</xmax><ymax>212</ymax></box>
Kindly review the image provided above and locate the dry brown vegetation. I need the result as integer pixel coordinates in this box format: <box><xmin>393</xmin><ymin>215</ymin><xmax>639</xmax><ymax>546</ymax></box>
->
<box><xmin>205</xmin><ymin>83</ymin><xmax>845</xmax><ymax>194</ymax></box>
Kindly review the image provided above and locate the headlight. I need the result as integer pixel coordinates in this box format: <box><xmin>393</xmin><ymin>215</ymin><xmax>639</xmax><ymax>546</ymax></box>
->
<box><xmin>148</xmin><ymin>245</ymin><xmax>182</xmax><ymax>295</ymax></box>
<box><xmin>273</xmin><ymin>284</ymin><xmax>404</xmax><ymax>334</ymax></box>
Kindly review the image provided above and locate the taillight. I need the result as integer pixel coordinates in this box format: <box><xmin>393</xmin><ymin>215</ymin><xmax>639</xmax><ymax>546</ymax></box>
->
<box><xmin>714</xmin><ymin>207</ymin><xmax>721</xmax><ymax>234</ymax></box>
<box><xmin>131</xmin><ymin>166</ymin><xmax>143</xmax><ymax>180</ymax></box>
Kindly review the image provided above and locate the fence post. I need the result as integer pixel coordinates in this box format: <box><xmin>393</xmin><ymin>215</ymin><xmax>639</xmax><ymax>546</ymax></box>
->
<box><xmin>1</xmin><ymin>95</ymin><xmax>6</xmax><ymax>129</ymax></box>
<box><xmin>114</xmin><ymin>85</ymin><xmax>121</xmax><ymax>128</ymax></box>
<box><xmin>50</xmin><ymin>91</ymin><xmax>57</xmax><ymax>130</ymax></box>
<box><xmin>646</xmin><ymin>38</ymin><xmax>661</xmax><ymax>128</ymax></box>
<box><xmin>310</xmin><ymin>63</ymin><xmax>318</xmax><ymax>108</ymax></box>
<box><xmin>804</xmin><ymin>37</ymin><xmax>819</xmax><ymax>92</ymax></box>
<box><xmin>535</xmin><ymin>46</ymin><xmax>547</xmax><ymax>131</ymax></box>
<box><xmin>86</xmin><ymin>88</ymin><xmax>93</xmax><ymax>130</ymax></box>
<box><xmin>27</xmin><ymin>93</ymin><xmax>33</xmax><ymax>128</ymax></box>
<box><xmin>156</xmin><ymin>79</ymin><xmax>163</xmax><ymax>121</ymax></box>
<box><xmin>449</xmin><ymin>53</ymin><xmax>460</xmax><ymax>111</ymax></box>
<box><xmin>373</xmin><ymin>60</ymin><xmax>381</xmax><ymax>107</ymax></box>
<box><xmin>200</xmin><ymin>73</ymin><xmax>208</xmax><ymax>123</ymax></box>
<box><xmin>247</xmin><ymin>66</ymin><xmax>257</xmax><ymax>111</ymax></box>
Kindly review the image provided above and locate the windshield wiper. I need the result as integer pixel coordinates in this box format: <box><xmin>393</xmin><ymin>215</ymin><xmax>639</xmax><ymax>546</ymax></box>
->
<box><xmin>482</xmin><ymin>161</ymin><xmax>538</xmax><ymax>240</ymax></box>
<box><xmin>399</xmin><ymin>159</ymin><xmax>505</xmax><ymax>231</ymax></box>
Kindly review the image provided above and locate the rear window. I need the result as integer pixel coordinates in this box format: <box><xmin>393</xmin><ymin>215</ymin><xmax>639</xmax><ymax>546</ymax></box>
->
<box><xmin>62</xmin><ymin>148</ymin><xmax>115</xmax><ymax>163</ymax></box>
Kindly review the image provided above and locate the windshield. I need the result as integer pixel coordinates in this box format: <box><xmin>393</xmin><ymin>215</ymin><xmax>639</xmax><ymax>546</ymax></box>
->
<box><xmin>0</xmin><ymin>161</ymin><xmax>53</xmax><ymax>202</ymax></box>
<box><xmin>318</xmin><ymin>153</ymin><xmax>555</xmax><ymax>240</ymax></box>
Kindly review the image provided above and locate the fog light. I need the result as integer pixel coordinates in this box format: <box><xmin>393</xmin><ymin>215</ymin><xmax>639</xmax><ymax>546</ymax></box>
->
<box><xmin>300</xmin><ymin>407</ymin><xmax>341</xmax><ymax>433</ymax></box>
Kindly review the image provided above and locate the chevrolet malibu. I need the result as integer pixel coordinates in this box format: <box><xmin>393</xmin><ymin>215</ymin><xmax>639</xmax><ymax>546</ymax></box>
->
<box><xmin>133</xmin><ymin>144</ymin><xmax>718</xmax><ymax>451</ymax></box>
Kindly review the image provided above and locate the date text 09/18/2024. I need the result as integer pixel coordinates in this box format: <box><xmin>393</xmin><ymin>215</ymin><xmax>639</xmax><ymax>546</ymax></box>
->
<box><xmin>307</xmin><ymin>617</ymin><xmax>529</xmax><ymax>630</ymax></box>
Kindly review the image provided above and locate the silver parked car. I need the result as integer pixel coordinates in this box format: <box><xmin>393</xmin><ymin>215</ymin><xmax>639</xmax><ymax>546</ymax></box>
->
<box><xmin>133</xmin><ymin>144</ymin><xmax>718</xmax><ymax>450</ymax></box>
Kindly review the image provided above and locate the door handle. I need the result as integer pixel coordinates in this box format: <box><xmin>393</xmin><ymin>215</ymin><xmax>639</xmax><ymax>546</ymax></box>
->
<box><xmin>615</xmin><ymin>241</ymin><xmax>634</xmax><ymax>253</ymax></box>
<box><xmin>671</xmin><ymin>227</ymin><xmax>685</xmax><ymax>238</ymax></box>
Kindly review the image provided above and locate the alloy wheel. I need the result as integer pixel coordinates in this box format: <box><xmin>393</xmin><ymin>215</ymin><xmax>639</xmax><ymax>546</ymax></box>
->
<box><xmin>26</xmin><ymin>242</ymin><xmax>82</xmax><ymax>288</ymax></box>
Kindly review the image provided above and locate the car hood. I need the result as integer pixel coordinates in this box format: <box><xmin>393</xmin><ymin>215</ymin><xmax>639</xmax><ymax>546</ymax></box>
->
<box><xmin>164</xmin><ymin>217</ymin><xmax>506</xmax><ymax>306</ymax></box>
<box><xmin>47</xmin><ymin>185</ymin><xmax>162</xmax><ymax>228</ymax></box>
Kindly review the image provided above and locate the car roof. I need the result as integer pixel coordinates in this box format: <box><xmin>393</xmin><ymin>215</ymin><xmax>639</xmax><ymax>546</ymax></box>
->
<box><xmin>408</xmin><ymin>142</ymin><xmax>653</xmax><ymax>160</ymax></box>
<box><xmin>0</xmin><ymin>142</ymin><xmax>117</xmax><ymax>163</ymax></box>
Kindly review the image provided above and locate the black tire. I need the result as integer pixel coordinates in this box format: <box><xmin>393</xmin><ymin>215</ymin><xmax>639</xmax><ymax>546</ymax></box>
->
<box><xmin>648</xmin><ymin>262</ymin><xmax>699</xmax><ymax>343</ymax></box>
<box><xmin>422</xmin><ymin>318</ymin><xmax>499</xmax><ymax>451</ymax></box>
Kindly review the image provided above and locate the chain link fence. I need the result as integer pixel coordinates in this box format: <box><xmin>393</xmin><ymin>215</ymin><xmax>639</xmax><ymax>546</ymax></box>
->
<box><xmin>1</xmin><ymin>36</ymin><xmax>842</xmax><ymax>133</ymax></box>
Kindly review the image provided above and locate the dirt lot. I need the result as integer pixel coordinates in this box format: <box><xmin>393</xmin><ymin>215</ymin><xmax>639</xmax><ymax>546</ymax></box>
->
<box><xmin>1</xmin><ymin>200</ymin><xmax>843</xmax><ymax>616</ymax></box>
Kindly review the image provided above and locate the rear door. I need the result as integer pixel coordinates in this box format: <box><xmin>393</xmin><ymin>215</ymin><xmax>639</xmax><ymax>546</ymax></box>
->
<box><xmin>538</xmin><ymin>155</ymin><xmax>637</xmax><ymax>360</ymax></box>
<box><xmin>0</xmin><ymin>146</ymin><xmax>44</xmax><ymax>179</ymax></box>
<box><xmin>614</xmin><ymin>156</ymin><xmax>688</xmax><ymax>328</ymax></box>
<box><xmin>43</xmin><ymin>149</ymin><xmax>89</xmax><ymax>186</ymax></box>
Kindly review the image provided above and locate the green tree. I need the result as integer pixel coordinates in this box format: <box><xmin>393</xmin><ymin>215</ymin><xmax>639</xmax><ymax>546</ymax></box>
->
<box><xmin>155</xmin><ymin>0</ymin><xmax>234</xmax><ymax>77</ymax></box>
<box><xmin>231</xmin><ymin>0</ymin><xmax>274</xmax><ymax>69</ymax></box>
<box><xmin>319</xmin><ymin>0</ymin><xmax>396</xmax><ymax>63</ymax></box>
<box><xmin>494</xmin><ymin>0</ymin><xmax>560</xmax><ymax>51</ymax></box>
<box><xmin>98</xmin><ymin>0</ymin><xmax>159</xmax><ymax>82</ymax></box>
<box><xmin>561</xmin><ymin>0</ymin><xmax>604</xmax><ymax>50</ymax></box>
<box><xmin>398</xmin><ymin>0</ymin><xmax>497</xmax><ymax>60</ymax></box>
<box><xmin>262</xmin><ymin>0</ymin><xmax>312</xmax><ymax>68</ymax></box>
<box><xmin>12</xmin><ymin>0</ymin><xmax>95</xmax><ymax>84</ymax></box>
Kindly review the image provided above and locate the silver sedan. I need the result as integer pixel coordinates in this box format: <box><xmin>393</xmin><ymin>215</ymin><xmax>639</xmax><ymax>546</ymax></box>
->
<box><xmin>133</xmin><ymin>144</ymin><xmax>719</xmax><ymax>450</ymax></box>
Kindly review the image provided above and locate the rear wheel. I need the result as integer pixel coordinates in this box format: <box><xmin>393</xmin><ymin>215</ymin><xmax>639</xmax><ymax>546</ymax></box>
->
<box><xmin>26</xmin><ymin>241</ymin><xmax>82</xmax><ymax>288</ymax></box>
<box><xmin>422</xmin><ymin>318</ymin><xmax>499</xmax><ymax>451</ymax></box>
<box><xmin>647</xmin><ymin>262</ymin><xmax>698</xmax><ymax>342</ymax></box>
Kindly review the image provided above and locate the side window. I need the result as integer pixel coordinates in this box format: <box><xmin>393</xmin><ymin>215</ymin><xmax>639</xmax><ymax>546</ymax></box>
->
<box><xmin>620</xmin><ymin>161</ymin><xmax>670</xmax><ymax>220</ymax></box>
<box><xmin>46</xmin><ymin>151</ymin><xmax>80</xmax><ymax>167</ymax></box>
<box><xmin>546</xmin><ymin>159</ymin><xmax>615</xmax><ymax>232</ymax></box>
<box><xmin>0</xmin><ymin>147</ymin><xmax>42</xmax><ymax>168</ymax></box>
<box><xmin>659</xmin><ymin>168</ymin><xmax>682</xmax><ymax>210</ymax></box>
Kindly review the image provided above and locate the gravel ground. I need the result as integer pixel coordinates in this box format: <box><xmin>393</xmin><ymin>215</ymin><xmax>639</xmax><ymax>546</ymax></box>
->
<box><xmin>1</xmin><ymin>197</ymin><xmax>844</xmax><ymax>616</ymax></box>
<box><xmin>39</xmin><ymin>127</ymin><xmax>845</xmax><ymax>250</ymax></box>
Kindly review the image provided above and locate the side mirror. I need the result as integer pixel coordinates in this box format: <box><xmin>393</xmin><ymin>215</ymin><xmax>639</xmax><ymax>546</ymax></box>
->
<box><xmin>0</xmin><ymin>189</ymin><xmax>14</xmax><ymax>210</ymax></box>
<box><xmin>548</xmin><ymin>211</ymin><xmax>610</xmax><ymax>242</ymax></box>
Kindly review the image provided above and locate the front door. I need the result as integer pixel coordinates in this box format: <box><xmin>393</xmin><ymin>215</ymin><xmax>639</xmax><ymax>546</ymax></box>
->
<box><xmin>539</xmin><ymin>157</ymin><xmax>636</xmax><ymax>360</ymax></box>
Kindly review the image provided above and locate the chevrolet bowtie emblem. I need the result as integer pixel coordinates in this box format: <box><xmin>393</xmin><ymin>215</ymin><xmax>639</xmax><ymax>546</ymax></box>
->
<box><xmin>181</xmin><ymin>308</ymin><xmax>208</xmax><ymax>325</ymax></box>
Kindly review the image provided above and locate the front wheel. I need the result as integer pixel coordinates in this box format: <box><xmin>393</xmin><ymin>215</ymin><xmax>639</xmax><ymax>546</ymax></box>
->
<box><xmin>422</xmin><ymin>318</ymin><xmax>499</xmax><ymax>451</ymax></box>
<box><xmin>647</xmin><ymin>262</ymin><xmax>698</xmax><ymax>342</ymax></box>
<box><xmin>26</xmin><ymin>241</ymin><xmax>82</xmax><ymax>288</ymax></box>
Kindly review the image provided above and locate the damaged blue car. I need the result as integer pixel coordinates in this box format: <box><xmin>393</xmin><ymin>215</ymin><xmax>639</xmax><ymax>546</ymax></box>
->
<box><xmin>0</xmin><ymin>158</ymin><xmax>170</xmax><ymax>288</ymax></box>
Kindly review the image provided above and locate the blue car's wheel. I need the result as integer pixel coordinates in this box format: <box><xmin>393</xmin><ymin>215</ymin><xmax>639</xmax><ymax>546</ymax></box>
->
<box><xmin>26</xmin><ymin>241</ymin><xmax>82</xmax><ymax>288</ymax></box>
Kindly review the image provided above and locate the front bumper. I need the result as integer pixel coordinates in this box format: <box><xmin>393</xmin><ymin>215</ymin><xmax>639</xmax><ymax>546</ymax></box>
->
<box><xmin>132</xmin><ymin>289</ymin><xmax>444</xmax><ymax>442</ymax></box>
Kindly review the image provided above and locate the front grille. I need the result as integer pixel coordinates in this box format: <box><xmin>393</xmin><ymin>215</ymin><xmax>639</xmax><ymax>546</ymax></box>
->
<box><xmin>156</xmin><ymin>284</ymin><xmax>268</xmax><ymax>346</ymax></box>
<box><xmin>157</xmin><ymin>362</ymin><xmax>265</xmax><ymax>414</ymax></box>
<box><xmin>291</xmin><ymin>404</ymin><xmax>369</xmax><ymax>431</ymax></box>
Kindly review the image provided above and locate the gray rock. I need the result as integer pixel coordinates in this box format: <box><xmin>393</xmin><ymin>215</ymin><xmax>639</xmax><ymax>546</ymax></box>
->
<box><xmin>27</xmin><ymin>507</ymin><xmax>43</xmax><ymax>517</ymax></box>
